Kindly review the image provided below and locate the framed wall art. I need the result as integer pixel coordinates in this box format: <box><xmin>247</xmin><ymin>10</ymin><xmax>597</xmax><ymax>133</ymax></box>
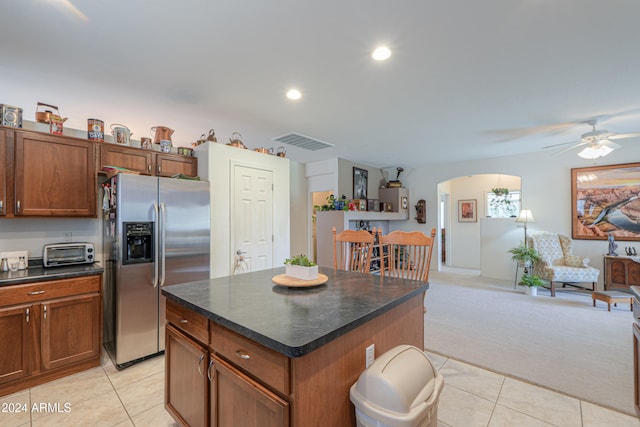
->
<box><xmin>572</xmin><ymin>162</ymin><xmax>640</xmax><ymax>241</ymax></box>
<box><xmin>458</xmin><ymin>199</ymin><xmax>477</xmax><ymax>222</ymax></box>
<box><xmin>353</xmin><ymin>167</ymin><xmax>368</xmax><ymax>200</ymax></box>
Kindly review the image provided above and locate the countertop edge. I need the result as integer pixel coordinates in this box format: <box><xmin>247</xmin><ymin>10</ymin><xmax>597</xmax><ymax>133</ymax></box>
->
<box><xmin>163</xmin><ymin>282</ymin><xmax>428</xmax><ymax>358</ymax></box>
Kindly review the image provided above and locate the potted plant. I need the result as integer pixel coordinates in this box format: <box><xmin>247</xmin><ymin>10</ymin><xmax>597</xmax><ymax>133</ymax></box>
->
<box><xmin>314</xmin><ymin>194</ymin><xmax>349</xmax><ymax>211</ymax></box>
<box><xmin>284</xmin><ymin>254</ymin><xmax>318</xmax><ymax>280</ymax></box>
<box><xmin>507</xmin><ymin>243</ymin><xmax>541</xmax><ymax>269</ymax></box>
<box><xmin>491</xmin><ymin>187</ymin><xmax>510</xmax><ymax>197</ymax></box>
<box><xmin>519</xmin><ymin>273</ymin><xmax>545</xmax><ymax>296</ymax></box>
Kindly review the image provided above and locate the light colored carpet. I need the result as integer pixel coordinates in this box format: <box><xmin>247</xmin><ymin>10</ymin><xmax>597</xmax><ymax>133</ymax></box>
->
<box><xmin>424</xmin><ymin>270</ymin><xmax>635</xmax><ymax>415</ymax></box>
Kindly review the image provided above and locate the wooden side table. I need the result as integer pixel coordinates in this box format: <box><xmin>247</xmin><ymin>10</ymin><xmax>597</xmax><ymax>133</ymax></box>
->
<box><xmin>603</xmin><ymin>255</ymin><xmax>640</xmax><ymax>291</ymax></box>
<box><xmin>592</xmin><ymin>290</ymin><xmax>633</xmax><ymax>312</ymax></box>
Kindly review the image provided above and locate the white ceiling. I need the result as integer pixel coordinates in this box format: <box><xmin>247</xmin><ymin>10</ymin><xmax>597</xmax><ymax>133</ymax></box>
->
<box><xmin>2</xmin><ymin>0</ymin><xmax>640</xmax><ymax>168</ymax></box>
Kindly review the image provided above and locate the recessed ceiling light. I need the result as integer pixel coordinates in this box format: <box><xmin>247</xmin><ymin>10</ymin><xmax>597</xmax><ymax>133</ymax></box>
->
<box><xmin>286</xmin><ymin>89</ymin><xmax>302</xmax><ymax>100</ymax></box>
<box><xmin>372</xmin><ymin>46</ymin><xmax>391</xmax><ymax>61</ymax></box>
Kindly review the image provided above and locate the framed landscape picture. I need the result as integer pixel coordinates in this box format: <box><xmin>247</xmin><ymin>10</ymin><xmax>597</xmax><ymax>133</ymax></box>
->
<box><xmin>458</xmin><ymin>199</ymin><xmax>477</xmax><ymax>222</ymax></box>
<box><xmin>572</xmin><ymin>162</ymin><xmax>640</xmax><ymax>241</ymax></box>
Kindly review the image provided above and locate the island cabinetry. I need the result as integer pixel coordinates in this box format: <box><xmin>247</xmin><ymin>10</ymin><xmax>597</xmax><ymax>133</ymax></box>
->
<box><xmin>210</xmin><ymin>354</ymin><xmax>289</xmax><ymax>427</ymax></box>
<box><xmin>166</xmin><ymin>324</ymin><xmax>209</xmax><ymax>427</ymax></box>
<box><xmin>12</xmin><ymin>129</ymin><xmax>97</xmax><ymax>217</ymax></box>
<box><xmin>99</xmin><ymin>144</ymin><xmax>198</xmax><ymax>177</ymax></box>
<box><xmin>604</xmin><ymin>255</ymin><xmax>640</xmax><ymax>290</ymax></box>
<box><xmin>0</xmin><ymin>274</ymin><xmax>102</xmax><ymax>397</ymax></box>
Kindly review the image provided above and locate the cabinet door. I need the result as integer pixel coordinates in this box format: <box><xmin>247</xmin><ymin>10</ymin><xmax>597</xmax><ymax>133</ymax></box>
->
<box><xmin>634</xmin><ymin>323</ymin><xmax>640</xmax><ymax>415</ymax></box>
<box><xmin>211</xmin><ymin>355</ymin><xmax>289</xmax><ymax>427</ymax></box>
<box><xmin>155</xmin><ymin>153</ymin><xmax>197</xmax><ymax>177</ymax></box>
<box><xmin>165</xmin><ymin>324</ymin><xmax>209</xmax><ymax>427</ymax></box>
<box><xmin>0</xmin><ymin>128</ymin><xmax>7</xmax><ymax>215</ymax></box>
<box><xmin>100</xmin><ymin>144</ymin><xmax>154</xmax><ymax>175</ymax></box>
<box><xmin>0</xmin><ymin>305</ymin><xmax>33</xmax><ymax>384</ymax></box>
<box><xmin>14</xmin><ymin>131</ymin><xmax>96</xmax><ymax>217</ymax></box>
<box><xmin>40</xmin><ymin>293</ymin><xmax>101</xmax><ymax>370</ymax></box>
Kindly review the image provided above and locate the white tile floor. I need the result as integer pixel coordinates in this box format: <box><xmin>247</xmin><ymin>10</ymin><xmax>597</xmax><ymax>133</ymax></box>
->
<box><xmin>0</xmin><ymin>350</ymin><xmax>638</xmax><ymax>426</ymax></box>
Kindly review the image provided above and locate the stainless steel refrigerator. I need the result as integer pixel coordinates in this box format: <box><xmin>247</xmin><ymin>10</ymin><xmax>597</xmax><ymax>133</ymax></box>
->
<box><xmin>102</xmin><ymin>173</ymin><xmax>210</xmax><ymax>369</ymax></box>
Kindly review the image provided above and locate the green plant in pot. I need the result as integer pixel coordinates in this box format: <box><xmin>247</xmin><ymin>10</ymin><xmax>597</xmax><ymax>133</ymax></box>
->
<box><xmin>519</xmin><ymin>273</ymin><xmax>545</xmax><ymax>296</ymax></box>
<box><xmin>519</xmin><ymin>273</ymin><xmax>545</xmax><ymax>287</ymax></box>
<box><xmin>284</xmin><ymin>254</ymin><xmax>318</xmax><ymax>280</ymax></box>
<box><xmin>507</xmin><ymin>243</ymin><xmax>541</xmax><ymax>268</ymax></box>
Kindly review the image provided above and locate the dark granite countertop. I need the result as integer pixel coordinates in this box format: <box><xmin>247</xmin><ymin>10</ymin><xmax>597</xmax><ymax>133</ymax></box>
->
<box><xmin>161</xmin><ymin>266</ymin><xmax>428</xmax><ymax>358</ymax></box>
<box><xmin>0</xmin><ymin>262</ymin><xmax>104</xmax><ymax>286</ymax></box>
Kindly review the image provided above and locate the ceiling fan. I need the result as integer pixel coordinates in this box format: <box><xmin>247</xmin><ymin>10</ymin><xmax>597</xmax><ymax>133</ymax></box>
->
<box><xmin>542</xmin><ymin>119</ymin><xmax>640</xmax><ymax>159</ymax></box>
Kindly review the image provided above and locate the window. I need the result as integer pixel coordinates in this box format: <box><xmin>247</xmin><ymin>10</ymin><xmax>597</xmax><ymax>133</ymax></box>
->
<box><xmin>487</xmin><ymin>190</ymin><xmax>521</xmax><ymax>218</ymax></box>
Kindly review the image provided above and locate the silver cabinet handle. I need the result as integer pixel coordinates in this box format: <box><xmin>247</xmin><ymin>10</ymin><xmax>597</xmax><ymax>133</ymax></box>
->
<box><xmin>0</xmin><ymin>199</ymin><xmax>3</xmax><ymax>213</ymax></box>
<box><xmin>197</xmin><ymin>354</ymin><xmax>204</xmax><ymax>377</ymax></box>
<box><xmin>157</xmin><ymin>165</ymin><xmax>161</xmax><ymax>174</ymax></box>
<box><xmin>148</xmin><ymin>164</ymin><xmax>151</xmax><ymax>173</ymax></box>
<box><xmin>235</xmin><ymin>350</ymin><xmax>250</xmax><ymax>360</ymax></box>
<box><xmin>28</xmin><ymin>290</ymin><xmax>45</xmax><ymax>295</ymax></box>
<box><xmin>43</xmin><ymin>304</ymin><xmax>47</xmax><ymax>320</ymax></box>
<box><xmin>16</xmin><ymin>200</ymin><xmax>20</xmax><ymax>213</ymax></box>
<box><xmin>25</xmin><ymin>307</ymin><xmax>29</xmax><ymax>323</ymax></box>
<box><xmin>207</xmin><ymin>360</ymin><xmax>214</xmax><ymax>382</ymax></box>
<box><xmin>179</xmin><ymin>318</ymin><xmax>188</xmax><ymax>324</ymax></box>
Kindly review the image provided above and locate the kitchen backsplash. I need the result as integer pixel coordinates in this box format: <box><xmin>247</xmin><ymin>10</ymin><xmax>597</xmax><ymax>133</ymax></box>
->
<box><xmin>0</xmin><ymin>217</ymin><xmax>102</xmax><ymax>263</ymax></box>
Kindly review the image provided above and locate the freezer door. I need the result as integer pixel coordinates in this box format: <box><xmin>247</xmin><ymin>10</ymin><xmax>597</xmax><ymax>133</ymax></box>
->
<box><xmin>114</xmin><ymin>174</ymin><xmax>161</xmax><ymax>365</ymax></box>
<box><xmin>158</xmin><ymin>177</ymin><xmax>211</xmax><ymax>350</ymax></box>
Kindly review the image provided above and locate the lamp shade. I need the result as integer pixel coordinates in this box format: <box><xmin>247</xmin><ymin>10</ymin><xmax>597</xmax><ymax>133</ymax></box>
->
<box><xmin>516</xmin><ymin>209</ymin><xmax>535</xmax><ymax>224</ymax></box>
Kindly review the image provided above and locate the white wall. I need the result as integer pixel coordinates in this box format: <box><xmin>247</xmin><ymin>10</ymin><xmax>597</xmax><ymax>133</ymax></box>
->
<box><xmin>195</xmin><ymin>142</ymin><xmax>290</xmax><ymax>278</ymax></box>
<box><xmin>389</xmin><ymin>146</ymin><xmax>640</xmax><ymax>285</ymax></box>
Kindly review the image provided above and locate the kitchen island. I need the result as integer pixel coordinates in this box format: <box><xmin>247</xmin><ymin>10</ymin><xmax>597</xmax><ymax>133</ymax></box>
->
<box><xmin>162</xmin><ymin>266</ymin><xmax>428</xmax><ymax>427</ymax></box>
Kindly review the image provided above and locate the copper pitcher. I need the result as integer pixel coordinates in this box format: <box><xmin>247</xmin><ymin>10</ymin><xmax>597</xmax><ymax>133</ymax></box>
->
<box><xmin>151</xmin><ymin>126</ymin><xmax>174</xmax><ymax>144</ymax></box>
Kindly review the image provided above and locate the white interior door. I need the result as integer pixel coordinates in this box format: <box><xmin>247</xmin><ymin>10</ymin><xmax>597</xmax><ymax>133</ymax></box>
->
<box><xmin>233</xmin><ymin>165</ymin><xmax>274</xmax><ymax>272</ymax></box>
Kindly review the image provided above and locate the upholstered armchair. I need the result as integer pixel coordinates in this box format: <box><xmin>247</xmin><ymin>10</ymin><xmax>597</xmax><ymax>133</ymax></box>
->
<box><xmin>527</xmin><ymin>231</ymin><xmax>599</xmax><ymax>297</ymax></box>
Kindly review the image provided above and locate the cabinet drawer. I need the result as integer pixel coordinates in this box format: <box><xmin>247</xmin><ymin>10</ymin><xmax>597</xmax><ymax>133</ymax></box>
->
<box><xmin>0</xmin><ymin>275</ymin><xmax>101</xmax><ymax>306</ymax></box>
<box><xmin>166</xmin><ymin>300</ymin><xmax>209</xmax><ymax>344</ymax></box>
<box><xmin>210</xmin><ymin>322</ymin><xmax>289</xmax><ymax>395</ymax></box>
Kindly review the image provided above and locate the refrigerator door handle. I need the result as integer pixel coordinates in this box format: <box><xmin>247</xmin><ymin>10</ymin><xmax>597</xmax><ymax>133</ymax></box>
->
<box><xmin>159</xmin><ymin>202</ymin><xmax>167</xmax><ymax>287</ymax></box>
<box><xmin>153</xmin><ymin>202</ymin><xmax>160</xmax><ymax>288</ymax></box>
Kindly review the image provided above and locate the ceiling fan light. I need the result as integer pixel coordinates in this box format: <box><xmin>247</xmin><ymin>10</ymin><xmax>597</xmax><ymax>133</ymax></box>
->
<box><xmin>577</xmin><ymin>144</ymin><xmax>613</xmax><ymax>159</ymax></box>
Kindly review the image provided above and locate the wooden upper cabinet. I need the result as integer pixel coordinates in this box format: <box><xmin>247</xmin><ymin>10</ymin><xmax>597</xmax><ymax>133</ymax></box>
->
<box><xmin>99</xmin><ymin>143</ymin><xmax>197</xmax><ymax>177</ymax></box>
<box><xmin>100</xmin><ymin>143</ymin><xmax>154</xmax><ymax>175</ymax></box>
<box><xmin>0</xmin><ymin>129</ymin><xmax>7</xmax><ymax>216</ymax></box>
<box><xmin>156</xmin><ymin>153</ymin><xmax>198</xmax><ymax>177</ymax></box>
<box><xmin>14</xmin><ymin>131</ymin><xmax>97</xmax><ymax>217</ymax></box>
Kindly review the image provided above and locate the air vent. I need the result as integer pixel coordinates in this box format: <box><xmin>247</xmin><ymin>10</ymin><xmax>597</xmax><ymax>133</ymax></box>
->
<box><xmin>272</xmin><ymin>132</ymin><xmax>334</xmax><ymax>151</ymax></box>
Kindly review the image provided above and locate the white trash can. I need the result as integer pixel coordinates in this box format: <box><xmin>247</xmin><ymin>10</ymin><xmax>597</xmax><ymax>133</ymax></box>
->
<box><xmin>349</xmin><ymin>345</ymin><xmax>444</xmax><ymax>427</ymax></box>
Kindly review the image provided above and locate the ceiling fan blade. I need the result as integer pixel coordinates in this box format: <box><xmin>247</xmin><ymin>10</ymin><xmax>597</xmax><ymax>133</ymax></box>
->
<box><xmin>554</xmin><ymin>141</ymin><xmax>588</xmax><ymax>155</ymax></box>
<box><xmin>608</xmin><ymin>132</ymin><xmax>640</xmax><ymax>140</ymax></box>
<box><xmin>600</xmin><ymin>140</ymin><xmax>622</xmax><ymax>150</ymax></box>
<box><xmin>541</xmin><ymin>139</ymin><xmax>582</xmax><ymax>150</ymax></box>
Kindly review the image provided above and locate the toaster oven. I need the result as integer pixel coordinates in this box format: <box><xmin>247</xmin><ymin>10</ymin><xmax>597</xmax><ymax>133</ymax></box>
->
<box><xmin>43</xmin><ymin>242</ymin><xmax>95</xmax><ymax>267</ymax></box>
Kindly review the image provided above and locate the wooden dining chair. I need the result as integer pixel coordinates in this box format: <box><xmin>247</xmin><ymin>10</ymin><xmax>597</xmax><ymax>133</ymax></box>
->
<box><xmin>378</xmin><ymin>228</ymin><xmax>436</xmax><ymax>282</ymax></box>
<box><xmin>332</xmin><ymin>227</ymin><xmax>376</xmax><ymax>273</ymax></box>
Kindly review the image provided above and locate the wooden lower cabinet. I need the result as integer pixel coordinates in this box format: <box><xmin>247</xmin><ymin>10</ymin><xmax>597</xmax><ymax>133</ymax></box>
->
<box><xmin>211</xmin><ymin>355</ymin><xmax>289</xmax><ymax>427</ymax></box>
<box><xmin>634</xmin><ymin>322</ymin><xmax>640</xmax><ymax>415</ymax></box>
<box><xmin>165</xmin><ymin>324</ymin><xmax>209</xmax><ymax>427</ymax></box>
<box><xmin>0</xmin><ymin>275</ymin><xmax>102</xmax><ymax>396</ymax></box>
<box><xmin>0</xmin><ymin>304</ymin><xmax>33</xmax><ymax>384</ymax></box>
<box><xmin>604</xmin><ymin>256</ymin><xmax>640</xmax><ymax>290</ymax></box>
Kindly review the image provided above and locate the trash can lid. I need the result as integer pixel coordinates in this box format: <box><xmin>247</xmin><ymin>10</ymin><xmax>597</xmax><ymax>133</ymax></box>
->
<box><xmin>350</xmin><ymin>345</ymin><xmax>440</xmax><ymax>414</ymax></box>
